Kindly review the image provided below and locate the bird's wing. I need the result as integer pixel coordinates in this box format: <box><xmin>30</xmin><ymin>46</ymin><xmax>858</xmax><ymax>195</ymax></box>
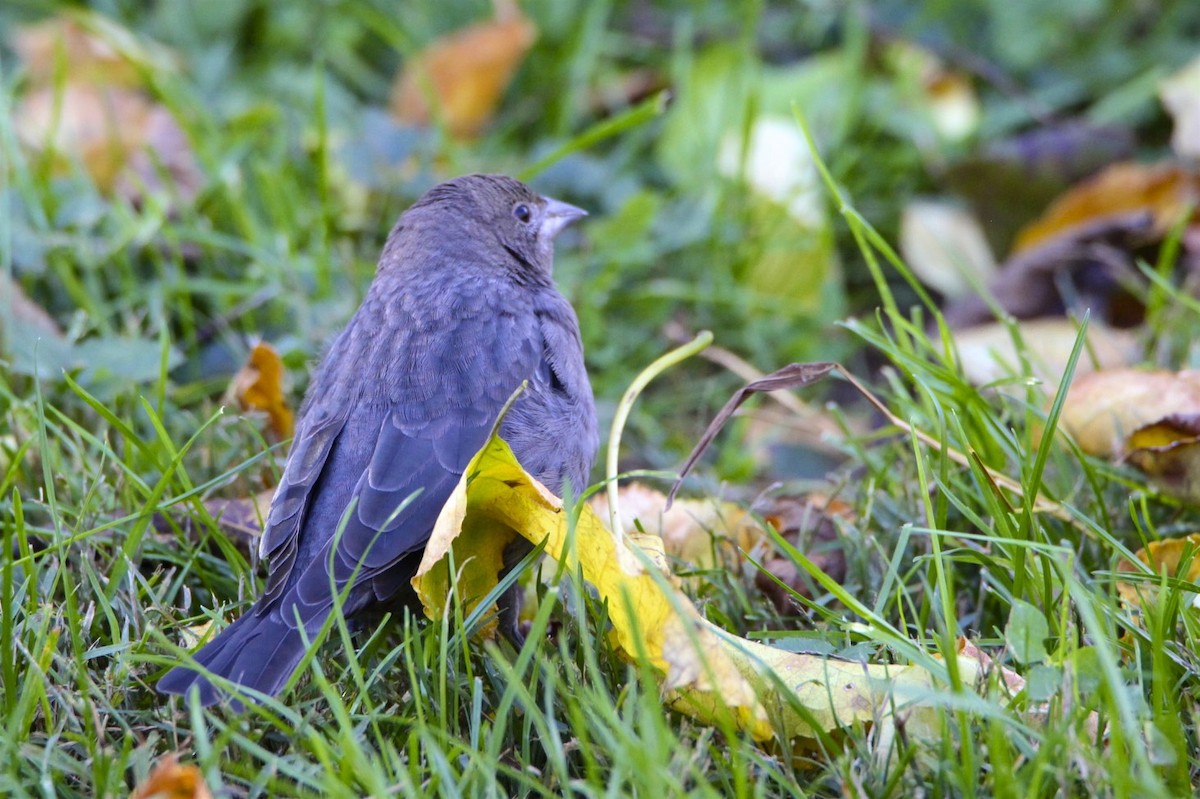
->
<box><xmin>266</xmin><ymin>307</ymin><xmax>545</xmax><ymax>620</ymax></box>
<box><xmin>259</xmin><ymin>402</ymin><xmax>350</xmax><ymax>605</ymax></box>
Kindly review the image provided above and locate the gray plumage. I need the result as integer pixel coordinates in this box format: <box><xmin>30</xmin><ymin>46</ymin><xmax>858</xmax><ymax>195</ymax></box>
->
<box><xmin>159</xmin><ymin>174</ymin><xmax>598</xmax><ymax>706</ymax></box>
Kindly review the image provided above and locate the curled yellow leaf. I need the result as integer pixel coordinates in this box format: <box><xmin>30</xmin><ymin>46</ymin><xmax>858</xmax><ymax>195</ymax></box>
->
<box><xmin>227</xmin><ymin>342</ymin><xmax>294</xmax><ymax>440</ymax></box>
<box><xmin>414</xmin><ymin>434</ymin><xmax>1031</xmax><ymax>749</ymax></box>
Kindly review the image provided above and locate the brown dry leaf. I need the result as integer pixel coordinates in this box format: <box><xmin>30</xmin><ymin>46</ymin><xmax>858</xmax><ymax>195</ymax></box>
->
<box><xmin>1124</xmin><ymin>414</ymin><xmax>1200</xmax><ymax>502</ymax></box>
<box><xmin>226</xmin><ymin>342</ymin><xmax>294</xmax><ymax>439</ymax></box>
<box><xmin>945</xmin><ymin>121</ymin><xmax>1136</xmax><ymax>256</ymax></box>
<box><xmin>755</xmin><ymin>494</ymin><xmax>851</xmax><ymax>609</ymax></box>
<box><xmin>951</xmin><ymin>637</ymin><xmax>1101</xmax><ymax>738</ymax></box>
<box><xmin>954</xmin><ymin>318</ymin><xmax>1137</xmax><ymax>389</ymax></box>
<box><xmin>955</xmin><ymin>638</ymin><xmax>1026</xmax><ymax>696</ymax></box>
<box><xmin>390</xmin><ymin>14</ymin><xmax>537</xmax><ymax>137</ymax></box>
<box><xmin>588</xmin><ymin>68</ymin><xmax>667</xmax><ymax>116</ymax></box>
<box><xmin>941</xmin><ymin>211</ymin><xmax>1153</xmax><ymax>330</ymax></box>
<box><xmin>12</xmin><ymin>15</ymin><xmax>199</xmax><ymax>202</ymax></box>
<box><xmin>1012</xmin><ymin>161</ymin><xmax>1200</xmax><ymax>255</ymax></box>
<box><xmin>589</xmin><ymin>483</ymin><xmax>765</xmax><ymax>573</ymax></box>
<box><xmin>130</xmin><ymin>755</ymin><xmax>213</xmax><ymax>799</ymax></box>
<box><xmin>16</xmin><ymin>84</ymin><xmax>154</xmax><ymax>192</ymax></box>
<box><xmin>153</xmin><ymin>489</ymin><xmax>273</xmax><ymax>553</ymax></box>
<box><xmin>16</xmin><ymin>85</ymin><xmax>201</xmax><ymax>201</ymax></box>
<box><xmin>1160</xmin><ymin>55</ymin><xmax>1200</xmax><ymax>161</ymax></box>
<box><xmin>12</xmin><ymin>14</ymin><xmax>171</xmax><ymax>87</ymax></box>
<box><xmin>116</xmin><ymin>103</ymin><xmax>204</xmax><ymax>201</ymax></box>
<box><xmin>203</xmin><ymin>489</ymin><xmax>275</xmax><ymax>545</ymax></box>
<box><xmin>1059</xmin><ymin>370</ymin><xmax>1200</xmax><ymax>458</ymax></box>
<box><xmin>1116</xmin><ymin>534</ymin><xmax>1200</xmax><ymax>612</ymax></box>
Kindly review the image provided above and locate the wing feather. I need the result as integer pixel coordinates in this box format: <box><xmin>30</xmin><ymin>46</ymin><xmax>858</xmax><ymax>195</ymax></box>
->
<box><xmin>262</xmin><ymin>305</ymin><xmax>545</xmax><ymax>624</ymax></box>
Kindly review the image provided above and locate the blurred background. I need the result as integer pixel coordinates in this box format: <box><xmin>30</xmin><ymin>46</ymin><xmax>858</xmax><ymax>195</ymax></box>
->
<box><xmin>2</xmin><ymin>0</ymin><xmax>1199</xmax><ymax>498</ymax></box>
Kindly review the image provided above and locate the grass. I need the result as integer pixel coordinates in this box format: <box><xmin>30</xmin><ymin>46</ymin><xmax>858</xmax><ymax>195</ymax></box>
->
<box><xmin>4</xmin><ymin>0</ymin><xmax>1200</xmax><ymax>796</ymax></box>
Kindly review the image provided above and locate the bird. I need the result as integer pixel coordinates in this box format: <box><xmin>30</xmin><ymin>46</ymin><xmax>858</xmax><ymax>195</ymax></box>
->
<box><xmin>159</xmin><ymin>174</ymin><xmax>598</xmax><ymax>706</ymax></box>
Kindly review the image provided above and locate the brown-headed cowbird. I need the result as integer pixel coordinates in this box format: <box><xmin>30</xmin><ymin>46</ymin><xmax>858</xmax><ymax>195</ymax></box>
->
<box><xmin>159</xmin><ymin>174</ymin><xmax>597</xmax><ymax>706</ymax></box>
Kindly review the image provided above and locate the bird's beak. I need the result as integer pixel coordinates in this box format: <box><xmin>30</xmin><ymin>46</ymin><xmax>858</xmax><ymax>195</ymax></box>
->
<box><xmin>539</xmin><ymin>196</ymin><xmax>588</xmax><ymax>240</ymax></box>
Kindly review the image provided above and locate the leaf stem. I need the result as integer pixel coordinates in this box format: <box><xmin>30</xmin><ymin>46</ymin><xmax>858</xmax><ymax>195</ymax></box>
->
<box><xmin>606</xmin><ymin>331</ymin><xmax>713</xmax><ymax>536</ymax></box>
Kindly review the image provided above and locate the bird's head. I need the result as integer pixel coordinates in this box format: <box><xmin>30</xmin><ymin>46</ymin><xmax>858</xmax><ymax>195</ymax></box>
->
<box><xmin>395</xmin><ymin>174</ymin><xmax>587</xmax><ymax>282</ymax></box>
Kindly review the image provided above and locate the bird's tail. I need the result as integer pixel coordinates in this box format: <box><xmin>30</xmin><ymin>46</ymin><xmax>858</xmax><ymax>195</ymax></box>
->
<box><xmin>158</xmin><ymin>605</ymin><xmax>320</xmax><ymax>707</ymax></box>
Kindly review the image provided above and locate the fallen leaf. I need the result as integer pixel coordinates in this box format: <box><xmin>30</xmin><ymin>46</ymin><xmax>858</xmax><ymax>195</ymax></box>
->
<box><xmin>1059</xmin><ymin>369</ymin><xmax>1200</xmax><ymax>458</ymax></box>
<box><xmin>130</xmin><ymin>755</ymin><xmax>213</xmax><ymax>799</ymax></box>
<box><xmin>390</xmin><ymin>14</ymin><xmax>537</xmax><ymax>137</ymax></box>
<box><xmin>1160</xmin><ymin>55</ymin><xmax>1200</xmax><ymax>161</ymax></box>
<box><xmin>225</xmin><ymin>342</ymin><xmax>294</xmax><ymax>439</ymax></box>
<box><xmin>12</xmin><ymin>15</ymin><xmax>200</xmax><ymax>203</ymax></box>
<box><xmin>589</xmin><ymin>483</ymin><xmax>765</xmax><ymax>574</ymax></box>
<box><xmin>587</xmin><ymin>68</ymin><xmax>667</xmax><ymax>117</ymax></box>
<box><xmin>718</xmin><ymin>115</ymin><xmax>825</xmax><ymax>229</ymax></box>
<box><xmin>945</xmin><ymin>121</ymin><xmax>1135</xmax><ymax>255</ymax></box>
<box><xmin>941</xmin><ymin>210</ymin><xmax>1154</xmax><ymax>330</ymax></box>
<box><xmin>153</xmin><ymin>489</ymin><xmax>273</xmax><ymax>560</ymax></box>
<box><xmin>754</xmin><ymin>494</ymin><xmax>851</xmax><ymax>609</ymax></box>
<box><xmin>1116</xmin><ymin>534</ymin><xmax>1200</xmax><ymax>612</ymax></box>
<box><xmin>900</xmin><ymin>200</ymin><xmax>998</xmax><ymax>299</ymax></box>
<box><xmin>12</xmin><ymin>14</ymin><xmax>174</xmax><ymax>87</ymax></box>
<box><xmin>882</xmin><ymin>40</ymin><xmax>980</xmax><ymax>144</ymax></box>
<box><xmin>16</xmin><ymin>83</ymin><xmax>152</xmax><ymax>191</ymax></box>
<box><xmin>1012</xmin><ymin>162</ymin><xmax>1200</xmax><ymax>255</ymax></box>
<box><xmin>175</xmin><ymin>620</ymin><xmax>214</xmax><ymax>652</ymax></box>
<box><xmin>202</xmin><ymin>490</ymin><xmax>275</xmax><ymax>545</ymax></box>
<box><xmin>922</xmin><ymin>71</ymin><xmax>979</xmax><ymax>144</ymax></box>
<box><xmin>953</xmin><ymin>318</ymin><xmax>1137</xmax><ymax>389</ymax></box>
<box><xmin>1124</xmin><ymin>414</ymin><xmax>1200</xmax><ymax>503</ymax></box>
<box><xmin>956</xmin><ymin>638</ymin><xmax>1027</xmax><ymax>696</ymax></box>
<box><xmin>415</xmin><ymin>433</ymin><xmax>1041</xmax><ymax>750</ymax></box>
<box><xmin>202</xmin><ymin>491</ymin><xmax>275</xmax><ymax>544</ymax></box>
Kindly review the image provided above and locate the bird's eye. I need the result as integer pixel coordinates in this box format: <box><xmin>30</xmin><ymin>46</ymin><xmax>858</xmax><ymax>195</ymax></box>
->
<box><xmin>513</xmin><ymin>203</ymin><xmax>532</xmax><ymax>223</ymax></box>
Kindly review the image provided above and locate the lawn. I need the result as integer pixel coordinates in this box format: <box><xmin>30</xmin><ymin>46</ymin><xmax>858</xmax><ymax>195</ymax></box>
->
<box><xmin>3</xmin><ymin>1</ymin><xmax>1200</xmax><ymax>796</ymax></box>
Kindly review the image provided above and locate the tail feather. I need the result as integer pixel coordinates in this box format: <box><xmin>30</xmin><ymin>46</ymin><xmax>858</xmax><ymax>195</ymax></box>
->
<box><xmin>158</xmin><ymin>607</ymin><xmax>319</xmax><ymax>706</ymax></box>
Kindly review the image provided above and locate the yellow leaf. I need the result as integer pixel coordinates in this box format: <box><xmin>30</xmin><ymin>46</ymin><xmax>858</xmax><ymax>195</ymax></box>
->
<box><xmin>390</xmin><ymin>15</ymin><xmax>537</xmax><ymax>138</ymax></box>
<box><xmin>1059</xmin><ymin>369</ymin><xmax>1200</xmax><ymax>458</ymax></box>
<box><xmin>130</xmin><ymin>755</ymin><xmax>213</xmax><ymax>799</ymax></box>
<box><xmin>1125</xmin><ymin>415</ymin><xmax>1200</xmax><ymax>503</ymax></box>
<box><xmin>227</xmin><ymin>342</ymin><xmax>294</xmax><ymax>440</ymax></box>
<box><xmin>415</xmin><ymin>435</ymin><xmax>770</xmax><ymax>736</ymax></box>
<box><xmin>1117</xmin><ymin>534</ymin><xmax>1200</xmax><ymax>613</ymax></box>
<box><xmin>1012</xmin><ymin>161</ymin><xmax>1200</xmax><ymax>255</ymax></box>
<box><xmin>415</xmin><ymin>434</ymin><xmax>1032</xmax><ymax>749</ymax></box>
